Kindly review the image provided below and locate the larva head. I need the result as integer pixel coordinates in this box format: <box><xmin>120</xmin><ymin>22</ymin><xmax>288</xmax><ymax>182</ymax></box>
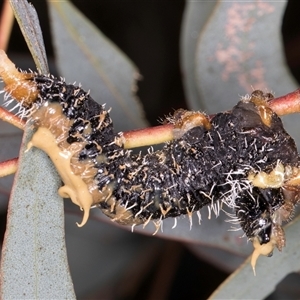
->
<box><xmin>243</xmin><ymin>167</ymin><xmax>300</xmax><ymax>274</ymax></box>
<box><xmin>235</xmin><ymin>186</ymin><xmax>286</xmax><ymax>274</ymax></box>
<box><xmin>243</xmin><ymin>164</ymin><xmax>287</xmax><ymax>254</ymax></box>
<box><xmin>237</xmin><ymin>189</ymin><xmax>278</xmax><ymax>239</ymax></box>
<box><xmin>0</xmin><ymin>50</ymin><xmax>38</xmax><ymax>107</ymax></box>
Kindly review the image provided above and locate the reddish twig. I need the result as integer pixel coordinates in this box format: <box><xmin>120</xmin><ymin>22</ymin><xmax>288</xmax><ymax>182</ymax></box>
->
<box><xmin>0</xmin><ymin>0</ymin><xmax>14</xmax><ymax>51</ymax></box>
<box><xmin>0</xmin><ymin>89</ymin><xmax>300</xmax><ymax>149</ymax></box>
<box><xmin>123</xmin><ymin>89</ymin><xmax>300</xmax><ymax>148</ymax></box>
<box><xmin>0</xmin><ymin>89</ymin><xmax>299</xmax><ymax>146</ymax></box>
<box><xmin>0</xmin><ymin>157</ymin><xmax>18</xmax><ymax>177</ymax></box>
<box><xmin>0</xmin><ymin>88</ymin><xmax>300</xmax><ymax>178</ymax></box>
<box><xmin>0</xmin><ymin>107</ymin><xmax>25</xmax><ymax>130</ymax></box>
<box><xmin>269</xmin><ymin>88</ymin><xmax>300</xmax><ymax>116</ymax></box>
<box><xmin>123</xmin><ymin>124</ymin><xmax>174</xmax><ymax>149</ymax></box>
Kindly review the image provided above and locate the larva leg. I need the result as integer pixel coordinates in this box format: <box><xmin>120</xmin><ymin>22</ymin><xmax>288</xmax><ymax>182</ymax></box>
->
<box><xmin>172</xmin><ymin>109</ymin><xmax>211</xmax><ymax>139</ymax></box>
<box><xmin>27</xmin><ymin>125</ymin><xmax>95</xmax><ymax>227</ymax></box>
<box><xmin>249</xmin><ymin>90</ymin><xmax>274</xmax><ymax>127</ymax></box>
<box><xmin>251</xmin><ymin>236</ymin><xmax>277</xmax><ymax>276</ymax></box>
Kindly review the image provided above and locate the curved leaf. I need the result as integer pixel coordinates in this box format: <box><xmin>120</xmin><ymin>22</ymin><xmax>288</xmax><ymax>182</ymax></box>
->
<box><xmin>182</xmin><ymin>1</ymin><xmax>300</xmax><ymax>148</ymax></box>
<box><xmin>9</xmin><ymin>0</ymin><xmax>48</xmax><ymax>73</ymax></box>
<box><xmin>47</xmin><ymin>0</ymin><xmax>147</xmax><ymax>132</ymax></box>
<box><xmin>180</xmin><ymin>1</ymin><xmax>217</xmax><ymax>110</ymax></box>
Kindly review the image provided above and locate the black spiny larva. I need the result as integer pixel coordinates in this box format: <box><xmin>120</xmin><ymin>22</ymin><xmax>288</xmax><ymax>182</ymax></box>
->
<box><xmin>1</xmin><ymin>50</ymin><xmax>300</xmax><ymax>272</ymax></box>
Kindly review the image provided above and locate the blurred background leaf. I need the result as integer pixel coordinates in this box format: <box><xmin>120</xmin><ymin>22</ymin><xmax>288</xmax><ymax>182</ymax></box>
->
<box><xmin>181</xmin><ymin>0</ymin><xmax>300</xmax><ymax>147</ymax></box>
<box><xmin>0</xmin><ymin>129</ymin><xmax>75</xmax><ymax>299</ymax></box>
<box><xmin>48</xmin><ymin>0</ymin><xmax>147</xmax><ymax>132</ymax></box>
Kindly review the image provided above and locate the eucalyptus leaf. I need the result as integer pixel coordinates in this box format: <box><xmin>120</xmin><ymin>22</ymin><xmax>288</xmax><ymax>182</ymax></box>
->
<box><xmin>47</xmin><ymin>0</ymin><xmax>147</xmax><ymax>132</ymax></box>
<box><xmin>180</xmin><ymin>1</ymin><xmax>217</xmax><ymax>110</ymax></box>
<box><xmin>9</xmin><ymin>0</ymin><xmax>48</xmax><ymax>73</ymax></box>
<box><xmin>0</xmin><ymin>128</ymin><xmax>75</xmax><ymax>299</ymax></box>
<box><xmin>0</xmin><ymin>1</ymin><xmax>75</xmax><ymax>298</ymax></box>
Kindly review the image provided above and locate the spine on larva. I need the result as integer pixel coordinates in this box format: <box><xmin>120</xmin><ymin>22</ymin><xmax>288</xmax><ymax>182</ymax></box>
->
<box><xmin>1</xmin><ymin>50</ymin><xmax>300</xmax><ymax>271</ymax></box>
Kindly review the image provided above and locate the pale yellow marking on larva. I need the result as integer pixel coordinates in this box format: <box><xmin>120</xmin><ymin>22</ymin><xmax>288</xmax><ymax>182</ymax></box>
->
<box><xmin>248</xmin><ymin>163</ymin><xmax>285</xmax><ymax>189</ymax></box>
<box><xmin>173</xmin><ymin>110</ymin><xmax>211</xmax><ymax>139</ymax></box>
<box><xmin>27</xmin><ymin>126</ymin><xmax>93</xmax><ymax>227</ymax></box>
<box><xmin>251</xmin><ymin>92</ymin><xmax>274</xmax><ymax>127</ymax></box>
<box><xmin>251</xmin><ymin>237</ymin><xmax>276</xmax><ymax>276</ymax></box>
<box><xmin>159</xmin><ymin>204</ymin><xmax>171</xmax><ymax>217</ymax></box>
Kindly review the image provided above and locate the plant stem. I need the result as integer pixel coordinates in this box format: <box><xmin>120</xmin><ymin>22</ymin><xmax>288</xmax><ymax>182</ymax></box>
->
<box><xmin>123</xmin><ymin>124</ymin><xmax>174</xmax><ymax>149</ymax></box>
<box><xmin>269</xmin><ymin>89</ymin><xmax>300</xmax><ymax>116</ymax></box>
<box><xmin>0</xmin><ymin>0</ymin><xmax>14</xmax><ymax>51</ymax></box>
<box><xmin>0</xmin><ymin>157</ymin><xmax>18</xmax><ymax>177</ymax></box>
<box><xmin>0</xmin><ymin>107</ymin><xmax>25</xmax><ymax>130</ymax></box>
<box><xmin>1</xmin><ymin>88</ymin><xmax>300</xmax><ymax>152</ymax></box>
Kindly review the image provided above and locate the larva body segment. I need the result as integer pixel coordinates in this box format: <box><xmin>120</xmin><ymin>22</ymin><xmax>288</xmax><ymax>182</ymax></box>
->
<box><xmin>1</xmin><ymin>50</ymin><xmax>300</xmax><ymax>271</ymax></box>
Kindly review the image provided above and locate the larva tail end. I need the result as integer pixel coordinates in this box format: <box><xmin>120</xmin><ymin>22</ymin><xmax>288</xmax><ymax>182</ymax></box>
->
<box><xmin>251</xmin><ymin>237</ymin><xmax>276</xmax><ymax>275</ymax></box>
<box><xmin>0</xmin><ymin>50</ymin><xmax>38</xmax><ymax>107</ymax></box>
<box><xmin>251</xmin><ymin>248</ymin><xmax>259</xmax><ymax>276</ymax></box>
<box><xmin>76</xmin><ymin>208</ymin><xmax>90</xmax><ymax>227</ymax></box>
